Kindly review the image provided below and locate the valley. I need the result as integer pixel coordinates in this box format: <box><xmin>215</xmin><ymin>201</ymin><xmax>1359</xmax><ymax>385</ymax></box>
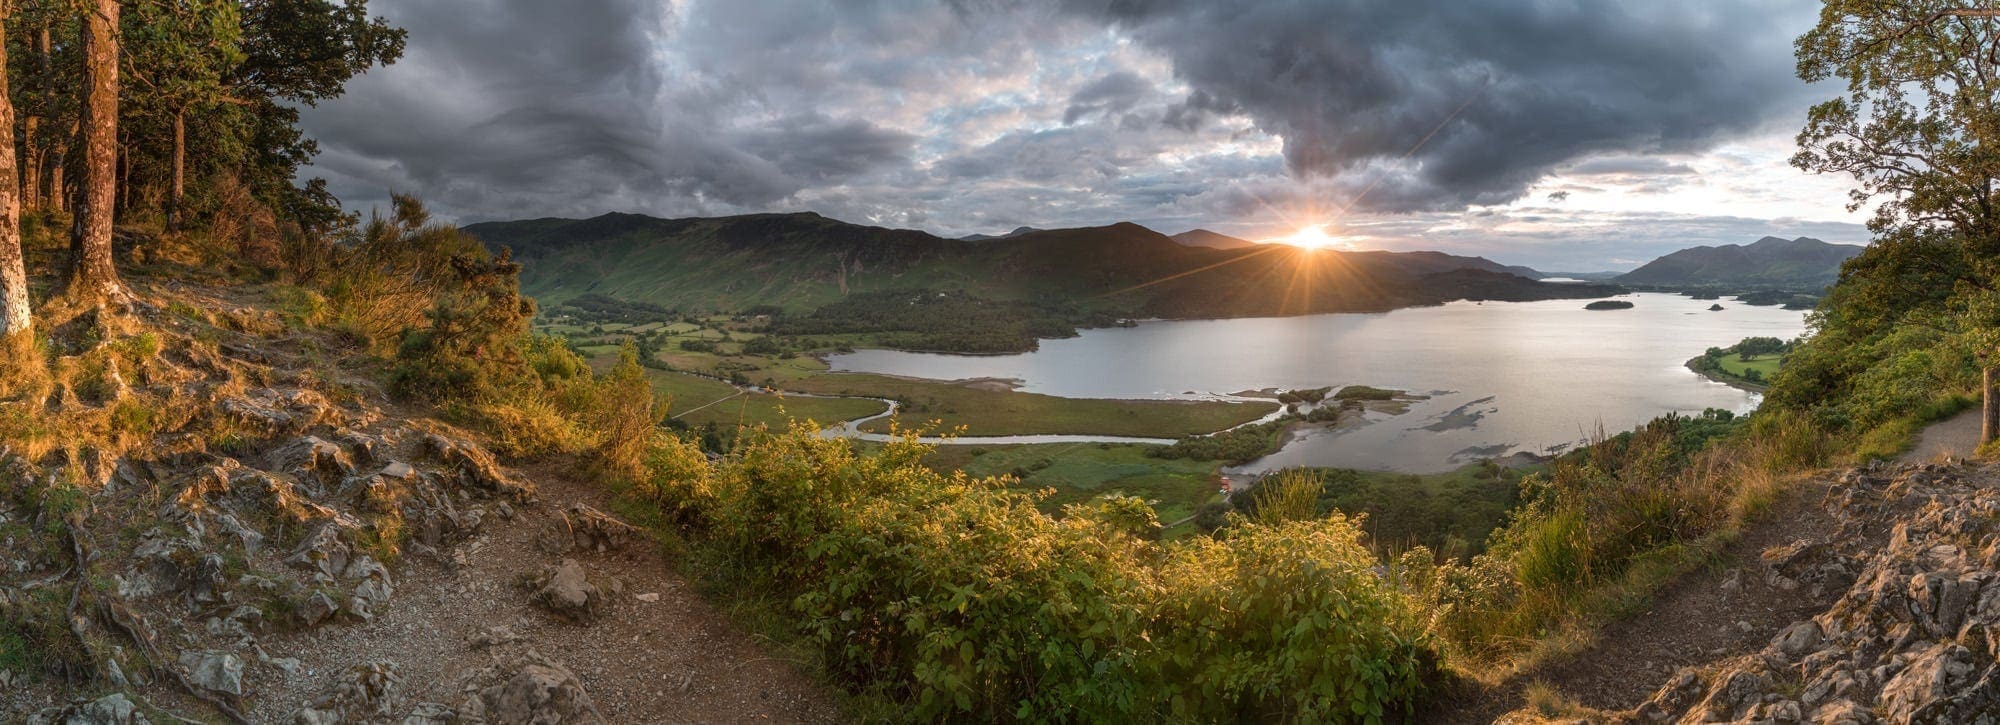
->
<box><xmin>542</xmin><ymin>288</ymin><xmax>1807</xmax><ymax>538</ymax></box>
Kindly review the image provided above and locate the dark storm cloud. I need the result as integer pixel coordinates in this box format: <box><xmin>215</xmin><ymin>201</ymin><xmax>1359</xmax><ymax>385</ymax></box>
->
<box><xmin>295</xmin><ymin>0</ymin><xmax>1851</xmax><ymax>268</ymax></box>
<box><xmin>1054</xmin><ymin>0</ymin><xmax>1815</xmax><ymax>212</ymax></box>
<box><xmin>1565</xmin><ymin>157</ymin><xmax>1699</xmax><ymax>177</ymax></box>
<box><xmin>302</xmin><ymin>0</ymin><xmax>923</xmax><ymax>220</ymax></box>
<box><xmin>1063</xmin><ymin>71</ymin><xmax>1153</xmax><ymax>124</ymax></box>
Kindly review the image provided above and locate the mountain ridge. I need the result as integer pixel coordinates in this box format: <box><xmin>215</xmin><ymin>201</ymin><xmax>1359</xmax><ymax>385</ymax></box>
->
<box><xmin>1170</xmin><ymin>228</ymin><xmax>1259</xmax><ymax>249</ymax></box>
<box><xmin>1616</xmin><ymin>236</ymin><xmax>1863</xmax><ymax>287</ymax></box>
<box><xmin>466</xmin><ymin>211</ymin><xmax>1594</xmax><ymax>321</ymax></box>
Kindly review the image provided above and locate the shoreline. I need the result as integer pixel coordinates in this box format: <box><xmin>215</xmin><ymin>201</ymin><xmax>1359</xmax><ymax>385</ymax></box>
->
<box><xmin>1684</xmin><ymin>355</ymin><xmax>1769</xmax><ymax>393</ymax></box>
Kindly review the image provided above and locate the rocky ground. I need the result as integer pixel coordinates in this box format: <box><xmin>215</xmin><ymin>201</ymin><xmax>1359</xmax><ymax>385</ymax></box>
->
<box><xmin>1483</xmin><ymin>458</ymin><xmax>2000</xmax><ymax>723</ymax></box>
<box><xmin>0</xmin><ymin>284</ymin><xmax>839</xmax><ymax>723</ymax></box>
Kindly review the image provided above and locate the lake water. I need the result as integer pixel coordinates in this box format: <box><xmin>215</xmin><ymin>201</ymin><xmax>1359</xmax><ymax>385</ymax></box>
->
<box><xmin>824</xmin><ymin>293</ymin><xmax>1809</xmax><ymax>473</ymax></box>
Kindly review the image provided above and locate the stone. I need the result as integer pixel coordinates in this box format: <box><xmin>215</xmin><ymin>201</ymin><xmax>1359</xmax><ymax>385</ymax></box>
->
<box><xmin>426</xmin><ymin>433</ymin><xmax>533</xmax><ymax>502</ymax></box>
<box><xmin>456</xmin><ymin>650</ymin><xmax>603</xmax><ymax>724</ymax></box>
<box><xmin>266</xmin><ymin>436</ymin><xmax>355</xmax><ymax>489</ymax></box>
<box><xmin>1774</xmin><ymin>621</ymin><xmax>1822</xmax><ymax>658</ymax></box>
<box><xmin>470</xmin><ymin>625</ymin><xmax>524</xmax><ymax>650</ymax></box>
<box><xmin>299</xmin><ymin>590</ymin><xmax>339</xmax><ymax>627</ymax></box>
<box><xmin>219</xmin><ymin>388</ymin><xmax>339</xmax><ymax>437</ymax></box>
<box><xmin>532</xmin><ymin>559</ymin><xmax>606</xmax><ymax>623</ymax></box>
<box><xmin>292</xmin><ymin>661</ymin><xmax>404</xmax><ymax>723</ymax></box>
<box><xmin>179</xmin><ymin>650</ymin><xmax>245</xmax><ymax>697</ymax></box>
<box><xmin>557</xmin><ymin>505</ymin><xmax>640</xmax><ymax>554</ymax></box>
<box><xmin>400</xmin><ymin>702</ymin><xmax>459</xmax><ymax>724</ymax></box>
<box><xmin>28</xmin><ymin>693</ymin><xmax>147</xmax><ymax>724</ymax></box>
<box><xmin>286</xmin><ymin>522</ymin><xmax>353</xmax><ymax>579</ymax></box>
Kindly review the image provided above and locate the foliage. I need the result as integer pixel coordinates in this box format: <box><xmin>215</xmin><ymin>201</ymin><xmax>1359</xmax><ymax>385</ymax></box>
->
<box><xmin>1235</xmin><ymin>462</ymin><xmax>1528</xmax><ymax>558</ymax></box>
<box><xmin>368</xmin><ymin>198</ymin><xmax>538</xmax><ymax>401</ymax></box>
<box><xmin>14</xmin><ymin>0</ymin><xmax>405</xmax><ymax>236</ymax></box>
<box><xmin>771</xmin><ymin>289</ymin><xmax>1115</xmax><ymax>354</ymax></box>
<box><xmin>1763</xmin><ymin>228</ymin><xmax>1984</xmax><ymax>441</ymax></box>
<box><xmin>1334</xmin><ymin>385</ymin><xmax>1399</xmax><ymax>401</ymax></box>
<box><xmin>1151</xmin><ymin>417</ymin><xmax>1292</xmax><ymax>464</ymax></box>
<box><xmin>643</xmin><ymin>427</ymin><xmax>1437</xmax><ymax>720</ymax></box>
<box><xmin>550</xmin><ymin>293</ymin><xmax>671</xmax><ymax>325</ymax></box>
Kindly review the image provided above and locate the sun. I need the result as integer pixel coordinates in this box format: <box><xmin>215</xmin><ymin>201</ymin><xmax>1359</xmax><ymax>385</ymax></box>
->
<box><xmin>1280</xmin><ymin>224</ymin><xmax>1340</xmax><ymax>250</ymax></box>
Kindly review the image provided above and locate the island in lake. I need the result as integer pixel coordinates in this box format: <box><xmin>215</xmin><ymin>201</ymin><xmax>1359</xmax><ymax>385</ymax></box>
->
<box><xmin>1585</xmin><ymin>300</ymin><xmax>1636</xmax><ymax>310</ymax></box>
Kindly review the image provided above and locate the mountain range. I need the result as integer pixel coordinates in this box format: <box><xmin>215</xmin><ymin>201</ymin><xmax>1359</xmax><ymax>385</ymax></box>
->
<box><xmin>1615</xmin><ymin>236</ymin><xmax>1863</xmax><ymax>288</ymax></box>
<box><xmin>465</xmin><ymin>212</ymin><xmax>1612</xmax><ymax>321</ymax></box>
<box><xmin>1170</xmin><ymin>229</ymin><xmax>1259</xmax><ymax>249</ymax></box>
<box><xmin>959</xmin><ymin>226</ymin><xmax>1043</xmax><ymax>241</ymax></box>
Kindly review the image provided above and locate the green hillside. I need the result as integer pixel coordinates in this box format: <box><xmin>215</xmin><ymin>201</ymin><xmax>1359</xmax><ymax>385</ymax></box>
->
<box><xmin>467</xmin><ymin>212</ymin><xmax>1618</xmax><ymax>323</ymax></box>
<box><xmin>1616</xmin><ymin>235</ymin><xmax>1864</xmax><ymax>288</ymax></box>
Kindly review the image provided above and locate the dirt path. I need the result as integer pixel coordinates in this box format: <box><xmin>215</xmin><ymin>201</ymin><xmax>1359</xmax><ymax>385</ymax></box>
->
<box><xmin>1899</xmin><ymin>408</ymin><xmax>1982</xmax><ymax>464</ymax></box>
<box><xmin>249</xmin><ymin>460</ymin><xmax>843</xmax><ymax>722</ymax></box>
<box><xmin>1427</xmin><ymin>477</ymin><xmax>1879</xmax><ymax>722</ymax></box>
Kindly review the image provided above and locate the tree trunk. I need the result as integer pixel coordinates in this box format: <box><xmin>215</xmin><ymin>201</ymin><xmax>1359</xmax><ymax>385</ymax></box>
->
<box><xmin>20</xmin><ymin>115</ymin><xmax>36</xmax><ymax>212</ymax></box>
<box><xmin>21</xmin><ymin>22</ymin><xmax>47</xmax><ymax>213</ymax></box>
<box><xmin>0</xmin><ymin>4</ymin><xmax>28</xmax><ymax>340</ymax></box>
<box><xmin>65</xmin><ymin>0</ymin><xmax>122</xmax><ymax>302</ymax></box>
<box><xmin>1984</xmin><ymin>366</ymin><xmax>1999</xmax><ymax>447</ymax></box>
<box><xmin>118</xmin><ymin>130</ymin><xmax>129</xmax><ymax>212</ymax></box>
<box><xmin>166</xmin><ymin>108</ymin><xmax>184</xmax><ymax>230</ymax></box>
<box><xmin>46</xmin><ymin>148</ymin><xmax>62</xmax><ymax>214</ymax></box>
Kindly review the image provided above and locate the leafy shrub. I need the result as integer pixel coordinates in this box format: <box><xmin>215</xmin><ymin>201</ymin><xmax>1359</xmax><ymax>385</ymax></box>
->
<box><xmin>648</xmin><ymin>427</ymin><xmax>1439</xmax><ymax>720</ymax></box>
<box><xmin>1148</xmin><ymin>517</ymin><xmax>1436</xmax><ymax>721</ymax></box>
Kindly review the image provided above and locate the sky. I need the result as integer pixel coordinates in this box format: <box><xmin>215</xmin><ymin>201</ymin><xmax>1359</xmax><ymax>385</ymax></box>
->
<box><xmin>297</xmin><ymin>0</ymin><xmax>1871</xmax><ymax>272</ymax></box>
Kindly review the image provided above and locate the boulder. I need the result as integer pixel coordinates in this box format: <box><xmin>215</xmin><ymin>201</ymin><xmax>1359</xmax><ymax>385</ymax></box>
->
<box><xmin>178</xmin><ymin>650</ymin><xmax>245</xmax><ymax>698</ymax></box>
<box><xmin>531</xmin><ymin>559</ymin><xmax>606</xmax><ymax>623</ymax></box>
<box><xmin>425</xmin><ymin>433</ymin><xmax>533</xmax><ymax>502</ymax></box>
<box><xmin>265</xmin><ymin>436</ymin><xmax>355</xmax><ymax>490</ymax></box>
<box><xmin>286</xmin><ymin>522</ymin><xmax>353</xmax><ymax>580</ymax></box>
<box><xmin>456</xmin><ymin>650</ymin><xmax>603</xmax><ymax>724</ymax></box>
<box><xmin>298</xmin><ymin>590</ymin><xmax>339</xmax><ymax>628</ymax></box>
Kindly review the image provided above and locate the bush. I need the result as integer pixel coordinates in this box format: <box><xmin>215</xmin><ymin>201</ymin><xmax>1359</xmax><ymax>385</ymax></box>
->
<box><xmin>647</xmin><ymin>427</ymin><xmax>1440</xmax><ymax>720</ymax></box>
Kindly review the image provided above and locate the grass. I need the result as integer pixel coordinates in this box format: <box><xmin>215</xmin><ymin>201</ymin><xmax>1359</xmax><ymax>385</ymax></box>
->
<box><xmin>1716</xmin><ymin>354</ymin><xmax>1782</xmax><ymax>379</ymax></box>
<box><xmin>639</xmin><ymin>368</ymin><xmax>888</xmax><ymax>430</ymax></box>
<box><xmin>920</xmin><ymin>442</ymin><xmax>1226</xmax><ymax>528</ymax></box>
<box><xmin>786</xmin><ymin>372</ymin><xmax>1276</xmax><ymax>438</ymax></box>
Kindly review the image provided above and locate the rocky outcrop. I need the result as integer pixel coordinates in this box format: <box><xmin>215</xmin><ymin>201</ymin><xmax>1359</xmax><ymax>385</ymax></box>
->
<box><xmin>285</xmin><ymin>661</ymin><xmax>471</xmax><ymax>723</ymax></box>
<box><xmin>28</xmin><ymin>693</ymin><xmax>149</xmax><ymax>724</ymax></box>
<box><xmin>454</xmin><ymin>648</ymin><xmax>604</xmax><ymax>724</ymax></box>
<box><xmin>1624</xmin><ymin>462</ymin><xmax>2000</xmax><ymax>723</ymax></box>
<box><xmin>551</xmin><ymin>504</ymin><xmax>640</xmax><ymax>554</ymax></box>
<box><xmin>12</xmin><ymin>382</ymin><xmax>550</xmax><ymax>720</ymax></box>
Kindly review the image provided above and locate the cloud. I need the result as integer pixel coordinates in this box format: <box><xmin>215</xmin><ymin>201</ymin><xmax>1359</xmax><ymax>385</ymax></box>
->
<box><xmin>1062</xmin><ymin>71</ymin><xmax>1153</xmax><ymax>124</ymax></box>
<box><xmin>292</xmin><ymin>0</ymin><xmax>1858</xmax><ymax>271</ymax></box>
<box><xmin>1056</xmin><ymin>0</ymin><xmax>1820</xmax><ymax>212</ymax></box>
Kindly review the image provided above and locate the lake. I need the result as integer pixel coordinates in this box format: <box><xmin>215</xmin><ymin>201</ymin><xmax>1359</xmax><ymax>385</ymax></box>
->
<box><xmin>825</xmin><ymin>293</ymin><xmax>1809</xmax><ymax>473</ymax></box>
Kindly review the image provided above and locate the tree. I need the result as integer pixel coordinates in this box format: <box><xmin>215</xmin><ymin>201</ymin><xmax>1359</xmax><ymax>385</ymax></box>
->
<box><xmin>0</xmin><ymin>1</ymin><xmax>25</xmax><ymax>340</ymax></box>
<box><xmin>64</xmin><ymin>0</ymin><xmax>123</xmax><ymax>303</ymax></box>
<box><xmin>122</xmin><ymin>0</ymin><xmax>242</xmax><ymax>230</ymax></box>
<box><xmin>1795</xmin><ymin>3</ymin><xmax>2000</xmax><ymax>443</ymax></box>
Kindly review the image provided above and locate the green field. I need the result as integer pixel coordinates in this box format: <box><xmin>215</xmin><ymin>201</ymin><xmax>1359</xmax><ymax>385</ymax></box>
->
<box><xmin>785</xmin><ymin>372</ymin><xmax>1277</xmax><ymax>438</ymax></box>
<box><xmin>919</xmin><ymin>443</ymin><xmax>1226</xmax><ymax>530</ymax></box>
<box><xmin>1717</xmin><ymin>354</ymin><xmax>1782</xmax><ymax>379</ymax></box>
<box><xmin>641</xmin><ymin>368</ymin><xmax>888</xmax><ymax>430</ymax></box>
